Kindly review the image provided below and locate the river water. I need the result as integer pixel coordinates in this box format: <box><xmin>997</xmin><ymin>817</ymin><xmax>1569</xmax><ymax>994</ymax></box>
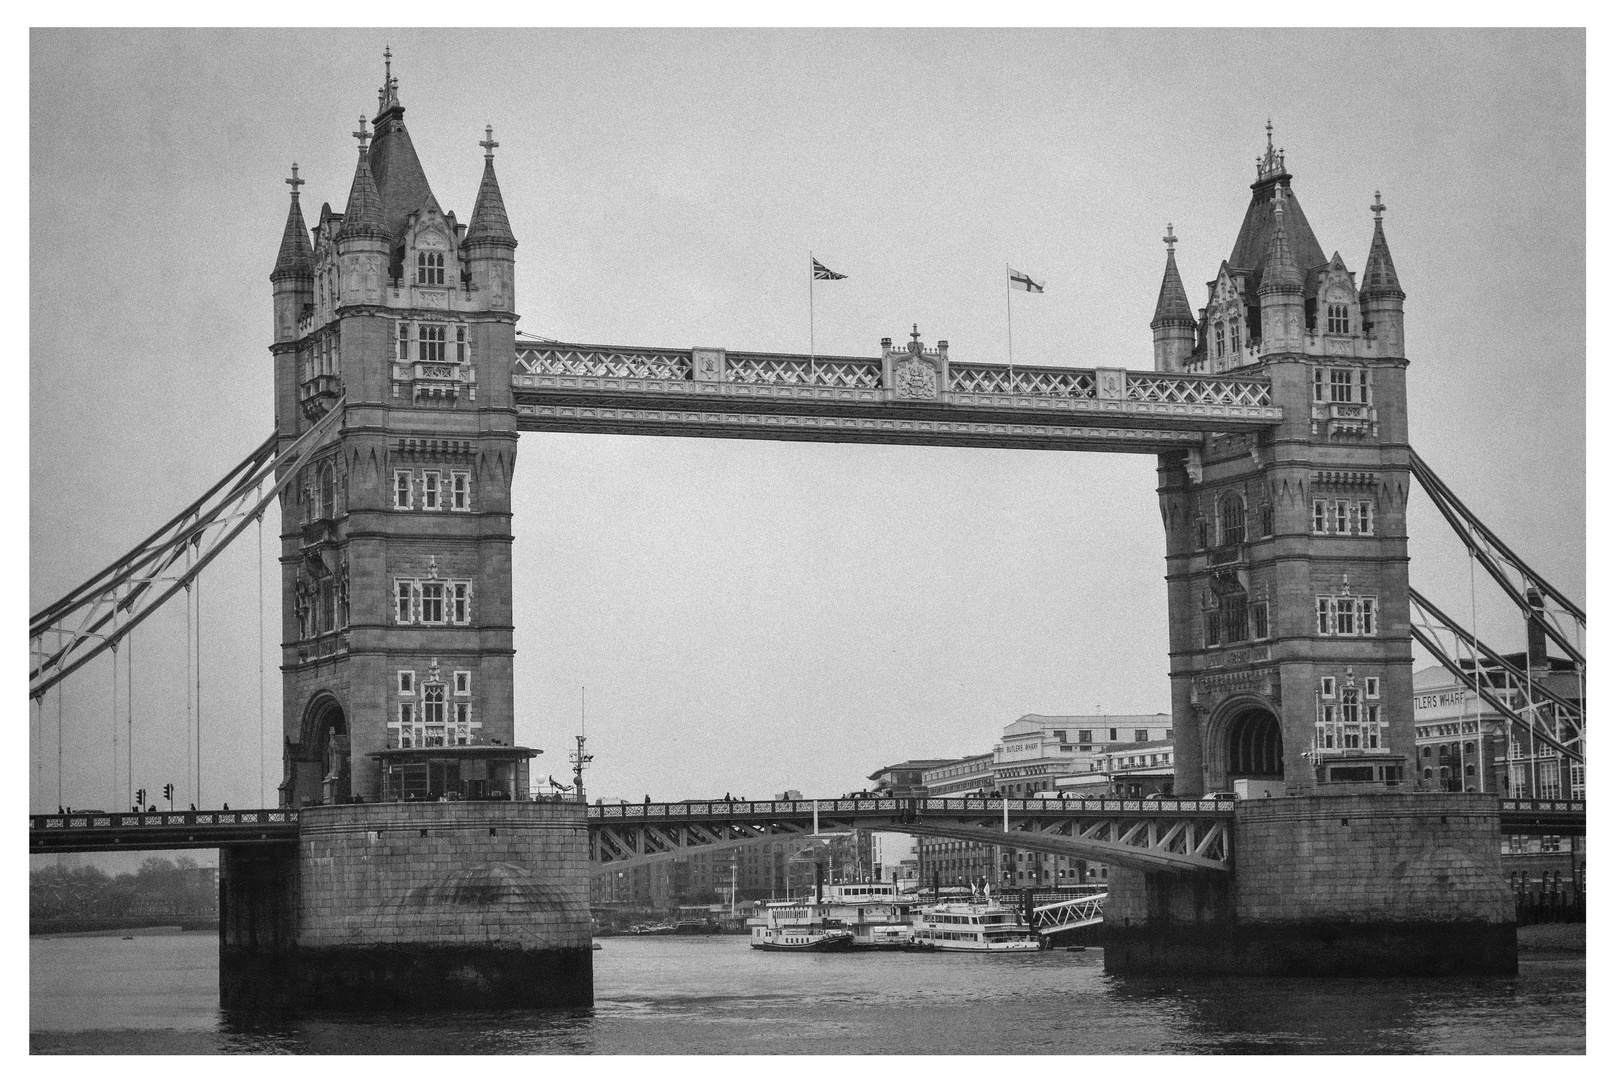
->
<box><xmin>30</xmin><ymin>930</ymin><xmax>1584</xmax><ymax>1054</ymax></box>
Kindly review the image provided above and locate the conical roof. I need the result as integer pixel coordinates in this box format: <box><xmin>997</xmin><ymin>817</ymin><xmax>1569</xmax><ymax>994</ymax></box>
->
<box><xmin>369</xmin><ymin>91</ymin><xmax>438</xmax><ymax>240</ymax></box>
<box><xmin>1258</xmin><ymin>190</ymin><xmax>1302</xmax><ymax>295</ymax></box>
<box><xmin>337</xmin><ymin>145</ymin><xmax>388</xmax><ymax>243</ymax></box>
<box><xmin>1361</xmin><ymin>195</ymin><xmax>1405</xmax><ymax>300</ymax></box>
<box><xmin>1227</xmin><ymin>180</ymin><xmax>1327</xmax><ymax>294</ymax></box>
<box><xmin>272</xmin><ymin>189</ymin><xmax>314</xmax><ymax>280</ymax></box>
<box><xmin>1151</xmin><ymin>233</ymin><xmax>1193</xmax><ymax>328</ymax></box>
<box><xmin>466</xmin><ymin>154</ymin><xmax>516</xmax><ymax>247</ymax></box>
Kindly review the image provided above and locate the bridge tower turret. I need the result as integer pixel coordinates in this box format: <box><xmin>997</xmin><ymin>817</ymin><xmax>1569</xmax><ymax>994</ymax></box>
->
<box><xmin>1157</xmin><ymin>127</ymin><xmax>1414</xmax><ymax>797</ymax></box>
<box><xmin>270</xmin><ymin>58</ymin><xmax>522</xmax><ymax>807</ymax></box>
<box><xmin>1151</xmin><ymin>225</ymin><xmax>1196</xmax><ymax>372</ymax></box>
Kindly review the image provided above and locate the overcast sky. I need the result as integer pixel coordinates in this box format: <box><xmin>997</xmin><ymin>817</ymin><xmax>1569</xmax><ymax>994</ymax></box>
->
<box><xmin>29</xmin><ymin>28</ymin><xmax>1584</xmax><ymax>812</ymax></box>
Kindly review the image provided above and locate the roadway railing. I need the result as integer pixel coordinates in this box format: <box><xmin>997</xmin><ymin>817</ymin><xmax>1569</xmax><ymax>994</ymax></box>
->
<box><xmin>584</xmin><ymin>797</ymin><xmax>1235</xmax><ymax>820</ymax></box>
<box><xmin>29</xmin><ymin>809</ymin><xmax>300</xmax><ymax>853</ymax></box>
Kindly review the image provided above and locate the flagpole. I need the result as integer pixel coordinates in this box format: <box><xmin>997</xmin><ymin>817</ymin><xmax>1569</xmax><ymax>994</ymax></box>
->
<box><xmin>1005</xmin><ymin>261</ymin><xmax>1015</xmax><ymax>394</ymax></box>
<box><xmin>809</xmin><ymin>251</ymin><xmax>816</xmax><ymax>385</ymax></box>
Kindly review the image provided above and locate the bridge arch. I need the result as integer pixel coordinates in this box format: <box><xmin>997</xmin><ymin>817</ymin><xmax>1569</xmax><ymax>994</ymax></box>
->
<box><xmin>298</xmin><ymin>693</ymin><xmax>350</xmax><ymax>806</ymax></box>
<box><xmin>1205</xmin><ymin>694</ymin><xmax>1283</xmax><ymax>793</ymax></box>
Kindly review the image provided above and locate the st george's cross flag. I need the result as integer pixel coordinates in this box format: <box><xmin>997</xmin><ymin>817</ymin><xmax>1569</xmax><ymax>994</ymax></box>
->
<box><xmin>1008</xmin><ymin>267</ymin><xmax>1045</xmax><ymax>293</ymax></box>
<box><xmin>812</xmin><ymin>258</ymin><xmax>847</xmax><ymax>281</ymax></box>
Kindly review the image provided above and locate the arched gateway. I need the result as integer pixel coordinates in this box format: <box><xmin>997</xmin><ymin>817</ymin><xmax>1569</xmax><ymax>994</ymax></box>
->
<box><xmin>270</xmin><ymin>70</ymin><xmax>1414</xmax><ymax>807</ymax></box>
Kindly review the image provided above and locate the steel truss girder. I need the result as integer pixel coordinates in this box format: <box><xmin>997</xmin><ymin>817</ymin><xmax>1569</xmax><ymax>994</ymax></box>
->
<box><xmin>1031</xmin><ymin>893</ymin><xmax>1107</xmax><ymax>934</ymax></box>
<box><xmin>1410</xmin><ymin>588</ymin><xmax>1583</xmax><ymax>756</ymax></box>
<box><xmin>588</xmin><ymin>798</ymin><xmax>1236</xmax><ymax>874</ymax></box>
<box><xmin>895</xmin><ymin>817</ymin><xmax>1230</xmax><ymax>874</ymax></box>
<box><xmin>591</xmin><ymin>820</ymin><xmax>811</xmax><ymax>867</ymax></box>
<box><xmin>29</xmin><ymin>403</ymin><xmax>346</xmax><ymax>699</ymax></box>
<box><xmin>1409</xmin><ymin>449</ymin><xmax>1584</xmax><ymax>667</ymax></box>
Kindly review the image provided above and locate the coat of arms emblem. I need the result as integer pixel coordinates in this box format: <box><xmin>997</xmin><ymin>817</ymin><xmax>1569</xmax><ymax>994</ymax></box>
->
<box><xmin>895</xmin><ymin>358</ymin><xmax>938</xmax><ymax>399</ymax></box>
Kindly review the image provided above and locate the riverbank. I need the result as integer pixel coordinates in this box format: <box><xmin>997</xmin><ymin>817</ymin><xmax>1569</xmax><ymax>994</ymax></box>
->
<box><xmin>1516</xmin><ymin>923</ymin><xmax>1584</xmax><ymax>953</ymax></box>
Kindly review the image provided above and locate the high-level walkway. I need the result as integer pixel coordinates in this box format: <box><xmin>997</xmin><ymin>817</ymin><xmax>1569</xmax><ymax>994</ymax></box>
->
<box><xmin>510</xmin><ymin>340</ymin><xmax>1282</xmax><ymax>452</ymax></box>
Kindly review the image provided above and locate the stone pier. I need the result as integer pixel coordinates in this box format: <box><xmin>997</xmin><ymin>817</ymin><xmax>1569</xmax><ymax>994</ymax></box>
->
<box><xmin>221</xmin><ymin>800</ymin><xmax>592</xmax><ymax>1009</ymax></box>
<box><xmin>1104</xmin><ymin>793</ymin><xmax>1517</xmax><ymax>976</ymax></box>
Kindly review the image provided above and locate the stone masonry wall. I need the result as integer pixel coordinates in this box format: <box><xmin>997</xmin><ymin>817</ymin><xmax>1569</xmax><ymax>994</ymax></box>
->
<box><xmin>297</xmin><ymin>800</ymin><xmax>590</xmax><ymax>950</ymax></box>
<box><xmin>1232</xmin><ymin>792</ymin><xmax>1513</xmax><ymax>924</ymax></box>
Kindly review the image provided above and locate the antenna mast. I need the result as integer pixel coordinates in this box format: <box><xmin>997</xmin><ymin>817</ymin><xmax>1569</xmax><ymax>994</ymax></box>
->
<box><xmin>569</xmin><ymin>684</ymin><xmax>593</xmax><ymax>803</ymax></box>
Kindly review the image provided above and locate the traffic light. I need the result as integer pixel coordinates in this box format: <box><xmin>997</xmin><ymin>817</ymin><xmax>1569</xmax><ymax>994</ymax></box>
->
<box><xmin>162</xmin><ymin>783</ymin><xmax>174</xmax><ymax>808</ymax></box>
<box><xmin>135</xmin><ymin>788</ymin><xmax>146</xmax><ymax>809</ymax></box>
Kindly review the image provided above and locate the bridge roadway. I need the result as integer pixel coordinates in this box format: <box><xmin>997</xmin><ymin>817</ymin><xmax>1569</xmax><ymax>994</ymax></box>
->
<box><xmin>509</xmin><ymin>342</ymin><xmax>1283</xmax><ymax>453</ymax></box>
<box><xmin>29</xmin><ymin>797</ymin><xmax>1584</xmax><ymax>870</ymax></box>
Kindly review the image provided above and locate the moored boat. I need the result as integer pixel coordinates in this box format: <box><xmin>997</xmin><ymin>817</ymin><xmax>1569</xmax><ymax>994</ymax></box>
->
<box><xmin>910</xmin><ymin>894</ymin><xmax>1040</xmax><ymax>951</ymax></box>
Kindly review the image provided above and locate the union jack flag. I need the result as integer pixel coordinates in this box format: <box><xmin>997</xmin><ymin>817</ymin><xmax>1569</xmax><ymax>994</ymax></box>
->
<box><xmin>812</xmin><ymin>258</ymin><xmax>847</xmax><ymax>281</ymax></box>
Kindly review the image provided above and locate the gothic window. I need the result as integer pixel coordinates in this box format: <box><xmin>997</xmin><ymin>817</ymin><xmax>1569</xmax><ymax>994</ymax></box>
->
<box><xmin>398</xmin><ymin>670</ymin><xmax>415</xmax><ymax>695</ymax></box>
<box><xmin>1347</xmin><ymin>500</ymin><xmax>1374</xmax><ymax>535</ymax></box>
<box><xmin>1250</xmin><ymin>601</ymin><xmax>1269</xmax><ymax>640</ymax></box>
<box><xmin>1229</xmin><ymin>320</ymin><xmax>1241</xmax><ymax>354</ymax></box>
<box><xmin>1219</xmin><ymin>495</ymin><xmax>1246</xmax><ymax>546</ymax></box>
<box><xmin>1312</xmin><ymin>498</ymin><xmax>1375</xmax><ymax>535</ymax></box>
<box><xmin>1205</xmin><ymin>610</ymin><xmax>1221</xmax><ymax>647</ymax></box>
<box><xmin>1366</xmin><ymin>677</ymin><xmax>1380</xmax><ymax>699</ymax></box>
<box><xmin>319</xmin><ymin>579</ymin><xmax>336</xmax><ymax>634</ymax></box>
<box><xmin>419</xmin><ymin>325</ymin><xmax>447</xmax><ymax>363</ymax></box>
<box><xmin>1341</xmin><ymin>688</ymin><xmax>1360</xmax><ymax>724</ymax></box>
<box><xmin>398</xmin><ymin>702</ymin><xmax>416</xmax><ymax>747</ymax></box>
<box><xmin>395</xmin><ymin>581</ymin><xmax>414</xmax><ymax>624</ymax></box>
<box><xmin>394</xmin><ymin>470</ymin><xmax>412</xmax><ymax>510</ymax></box>
<box><xmin>453</xmin><ymin>671</ymin><xmax>471</xmax><ymax>695</ymax></box>
<box><xmin>456</xmin><ymin>325</ymin><xmax>467</xmax><ymax>363</ymax></box>
<box><xmin>422</xmin><ymin>471</ymin><xmax>441</xmax><ymax>510</ymax></box>
<box><xmin>423</xmin><ymin>684</ymin><xmax>445</xmax><ymax>724</ymax></box>
<box><xmin>1321</xmin><ymin>676</ymin><xmax>1336</xmax><ymax>698</ymax></box>
<box><xmin>1194</xmin><ymin>517</ymin><xmax>1209</xmax><ymax>549</ymax></box>
<box><xmin>1316</xmin><ymin>596</ymin><xmax>1377</xmax><ymax>637</ymax></box>
<box><xmin>1224</xmin><ymin>595</ymin><xmax>1249</xmax><ymax>642</ymax></box>
<box><xmin>451</xmin><ymin>471</ymin><xmax>471</xmax><ymax>511</ymax></box>
<box><xmin>397</xmin><ymin>321</ymin><xmax>410</xmax><ymax>361</ymax></box>
<box><xmin>452</xmin><ymin>582</ymin><xmax>471</xmax><ymax>624</ymax></box>
<box><xmin>417</xmin><ymin>250</ymin><xmax>446</xmax><ymax>286</ymax></box>
<box><xmin>1214</xmin><ymin>322</ymin><xmax>1225</xmax><ymax>358</ymax></box>
<box><xmin>319</xmin><ymin>463</ymin><xmax>337</xmax><ymax>520</ymax></box>
<box><xmin>1327</xmin><ymin>303</ymin><xmax>1350</xmax><ymax>334</ymax></box>
<box><xmin>1258</xmin><ymin>503</ymin><xmax>1274</xmax><ymax>538</ymax></box>
<box><xmin>420</xmin><ymin>582</ymin><xmax>445</xmax><ymax>624</ymax></box>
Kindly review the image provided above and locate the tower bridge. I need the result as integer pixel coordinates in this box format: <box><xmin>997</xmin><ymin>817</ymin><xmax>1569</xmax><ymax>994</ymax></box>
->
<box><xmin>30</xmin><ymin>59</ymin><xmax>1585</xmax><ymax>1006</ymax></box>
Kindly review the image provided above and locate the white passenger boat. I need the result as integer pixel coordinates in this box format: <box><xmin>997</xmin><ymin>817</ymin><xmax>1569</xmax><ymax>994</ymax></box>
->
<box><xmin>747</xmin><ymin>879</ymin><xmax>913</xmax><ymax>951</ymax></box>
<box><xmin>910</xmin><ymin>895</ymin><xmax>1040</xmax><ymax>951</ymax></box>
<box><xmin>747</xmin><ymin>899</ymin><xmax>856</xmax><ymax>951</ymax></box>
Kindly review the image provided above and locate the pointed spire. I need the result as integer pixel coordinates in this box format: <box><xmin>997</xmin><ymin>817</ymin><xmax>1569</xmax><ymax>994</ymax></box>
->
<box><xmin>1256</xmin><ymin>119</ymin><xmax>1287</xmax><ymax>183</ymax></box>
<box><xmin>272</xmin><ymin>163</ymin><xmax>314</xmax><ymax>279</ymax></box>
<box><xmin>378</xmin><ymin>45</ymin><xmax>400</xmax><ymax>113</ymax></box>
<box><xmin>1151</xmin><ymin>223</ymin><xmax>1193</xmax><ymax>327</ymax></box>
<box><xmin>337</xmin><ymin>116</ymin><xmax>388</xmax><ymax>243</ymax></box>
<box><xmin>466</xmin><ymin>125</ymin><xmax>516</xmax><ymax>247</ymax></box>
<box><xmin>1258</xmin><ymin>187</ymin><xmax>1301</xmax><ymax>294</ymax></box>
<box><xmin>1361</xmin><ymin>190</ymin><xmax>1405</xmax><ymax>300</ymax></box>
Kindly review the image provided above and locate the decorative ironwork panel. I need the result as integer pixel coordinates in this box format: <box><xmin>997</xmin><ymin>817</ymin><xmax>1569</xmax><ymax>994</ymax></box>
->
<box><xmin>726</xmin><ymin>354</ymin><xmax>882</xmax><ymax>389</ymax></box>
<box><xmin>514</xmin><ymin>345</ymin><xmax>693</xmax><ymax>381</ymax></box>
<box><xmin>1128</xmin><ymin>374</ymin><xmax>1272</xmax><ymax>408</ymax></box>
<box><xmin>950</xmin><ymin>364</ymin><xmax>1097</xmax><ymax>397</ymax></box>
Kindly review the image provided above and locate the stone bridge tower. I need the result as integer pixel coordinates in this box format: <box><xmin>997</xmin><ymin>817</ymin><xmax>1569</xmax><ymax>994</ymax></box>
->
<box><xmin>1153</xmin><ymin>129</ymin><xmax>1413</xmax><ymax>797</ymax></box>
<box><xmin>269</xmin><ymin>60</ymin><xmax>521</xmax><ymax>806</ymax></box>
